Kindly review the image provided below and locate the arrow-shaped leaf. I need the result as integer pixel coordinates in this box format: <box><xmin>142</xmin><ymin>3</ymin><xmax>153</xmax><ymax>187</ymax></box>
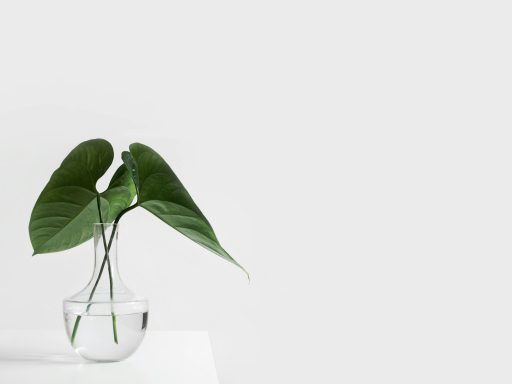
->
<box><xmin>29</xmin><ymin>139</ymin><xmax>134</xmax><ymax>255</ymax></box>
<box><xmin>127</xmin><ymin>143</ymin><xmax>248</xmax><ymax>277</ymax></box>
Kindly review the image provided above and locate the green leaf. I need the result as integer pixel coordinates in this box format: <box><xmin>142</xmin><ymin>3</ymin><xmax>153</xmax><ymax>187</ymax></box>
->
<box><xmin>101</xmin><ymin>164</ymin><xmax>137</xmax><ymax>222</ymax></box>
<box><xmin>121</xmin><ymin>151</ymin><xmax>139</xmax><ymax>195</ymax></box>
<box><xmin>128</xmin><ymin>143</ymin><xmax>248</xmax><ymax>277</ymax></box>
<box><xmin>29</xmin><ymin>139</ymin><xmax>115</xmax><ymax>255</ymax></box>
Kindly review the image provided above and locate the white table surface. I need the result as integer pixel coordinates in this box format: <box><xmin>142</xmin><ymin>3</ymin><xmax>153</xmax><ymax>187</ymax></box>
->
<box><xmin>0</xmin><ymin>330</ymin><xmax>219</xmax><ymax>384</ymax></box>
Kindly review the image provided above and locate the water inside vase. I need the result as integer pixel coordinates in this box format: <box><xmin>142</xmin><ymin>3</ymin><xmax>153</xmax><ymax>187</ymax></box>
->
<box><xmin>64</xmin><ymin>311</ymin><xmax>148</xmax><ymax>362</ymax></box>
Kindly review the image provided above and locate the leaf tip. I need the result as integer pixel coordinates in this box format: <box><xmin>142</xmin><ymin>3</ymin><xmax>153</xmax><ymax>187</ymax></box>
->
<box><xmin>234</xmin><ymin>261</ymin><xmax>250</xmax><ymax>283</ymax></box>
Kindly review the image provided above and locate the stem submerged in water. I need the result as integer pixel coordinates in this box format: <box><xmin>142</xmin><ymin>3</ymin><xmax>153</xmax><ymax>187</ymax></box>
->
<box><xmin>112</xmin><ymin>311</ymin><xmax>118</xmax><ymax>342</ymax></box>
<box><xmin>70</xmin><ymin>315</ymin><xmax>81</xmax><ymax>344</ymax></box>
<box><xmin>70</xmin><ymin>201</ymin><xmax>138</xmax><ymax>346</ymax></box>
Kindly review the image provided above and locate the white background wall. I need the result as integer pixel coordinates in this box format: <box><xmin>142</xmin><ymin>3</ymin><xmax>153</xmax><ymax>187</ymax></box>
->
<box><xmin>0</xmin><ymin>1</ymin><xmax>511</xmax><ymax>383</ymax></box>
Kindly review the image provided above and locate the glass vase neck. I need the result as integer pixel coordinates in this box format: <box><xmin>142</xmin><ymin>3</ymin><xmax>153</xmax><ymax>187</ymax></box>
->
<box><xmin>89</xmin><ymin>222</ymin><xmax>125</xmax><ymax>295</ymax></box>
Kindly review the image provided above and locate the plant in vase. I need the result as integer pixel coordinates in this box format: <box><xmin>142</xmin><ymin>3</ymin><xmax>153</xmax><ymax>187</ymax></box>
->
<box><xmin>28</xmin><ymin>139</ymin><xmax>247</xmax><ymax>362</ymax></box>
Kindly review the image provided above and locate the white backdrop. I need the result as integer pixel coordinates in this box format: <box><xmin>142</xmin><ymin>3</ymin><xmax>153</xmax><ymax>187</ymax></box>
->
<box><xmin>0</xmin><ymin>1</ymin><xmax>511</xmax><ymax>383</ymax></box>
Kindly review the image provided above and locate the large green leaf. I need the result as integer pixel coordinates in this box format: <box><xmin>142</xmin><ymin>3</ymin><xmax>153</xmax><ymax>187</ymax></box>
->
<box><xmin>127</xmin><ymin>143</ymin><xmax>247</xmax><ymax>277</ymax></box>
<box><xmin>29</xmin><ymin>139</ymin><xmax>134</xmax><ymax>255</ymax></box>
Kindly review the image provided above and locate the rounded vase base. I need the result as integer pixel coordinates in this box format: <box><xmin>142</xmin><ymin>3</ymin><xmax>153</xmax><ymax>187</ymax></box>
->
<box><xmin>64</xmin><ymin>311</ymin><xmax>148</xmax><ymax>362</ymax></box>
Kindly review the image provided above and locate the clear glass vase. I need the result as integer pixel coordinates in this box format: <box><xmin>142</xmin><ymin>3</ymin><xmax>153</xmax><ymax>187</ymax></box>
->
<box><xmin>63</xmin><ymin>223</ymin><xmax>148</xmax><ymax>362</ymax></box>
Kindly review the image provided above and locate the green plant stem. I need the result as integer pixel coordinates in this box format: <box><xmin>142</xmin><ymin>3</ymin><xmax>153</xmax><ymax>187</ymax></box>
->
<box><xmin>70</xmin><ymin>202</ymin><xmax>138</xmax><ymax>346</ymax></box>
<box><xmin>96</xmin><ymin>195</ymin><xmax>118</xmax><ymax>344</ymax></box>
